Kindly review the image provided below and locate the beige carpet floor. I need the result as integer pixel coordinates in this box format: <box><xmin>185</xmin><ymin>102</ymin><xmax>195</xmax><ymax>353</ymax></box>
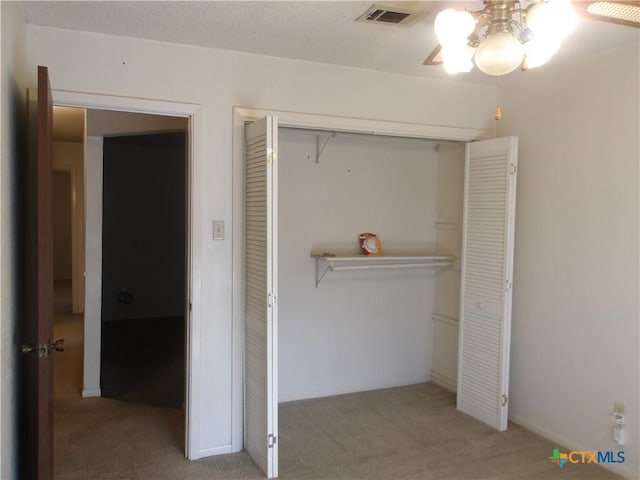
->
<box><xmin>53</xmin><ymin>313</ymin><xmax>623</xmax><ymax>480</ymax></box>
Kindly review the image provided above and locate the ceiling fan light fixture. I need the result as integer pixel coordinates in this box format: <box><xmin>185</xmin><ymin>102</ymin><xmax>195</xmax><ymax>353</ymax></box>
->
<box><xmin>428</xmin><ymin>0</ymin><xmax>584</xmax><ymax>76</ymax></box>
<box><xmin>475</xmin><ymin>31</ymin><xmax>525</xmax><ymax>75</ymax></box>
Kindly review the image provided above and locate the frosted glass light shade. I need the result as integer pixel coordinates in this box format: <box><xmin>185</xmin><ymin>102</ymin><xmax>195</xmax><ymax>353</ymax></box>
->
<box><xmin>523</xmin><ymin>35</ymin><xmax>561</xmax><ymax>68</ymax></box>
<box><xmin>435</xmin><ymin>9</ymin><xmax>476</xmax><ymax>48</ymax></box>
<box><xmin>548</xmin><ymin>0</ymin><xmax>577</xmax><ymax>38</ymax></box>
<box><xmin>527</xmin><ymin>0</ymin><xmax>577</xmax><ymax>40</ymax></box>
<box><xmin>526</xmin><ymin>2</ymin><xmax>551</xmax><ymax>35</ymax></box>
<box><xmin>442</xmin><ymin>45</ymin><xmax>476</xmax><ymax>73</ymax></box>
<box><xmin>475</xmin><ymin>32</ymin><xmax>524</xmax><ymax>75</ymax></box>
<box><xmin>523</xmin><ymin>0</ymin><xmax>575</xmax><ymax>69</ymax></box>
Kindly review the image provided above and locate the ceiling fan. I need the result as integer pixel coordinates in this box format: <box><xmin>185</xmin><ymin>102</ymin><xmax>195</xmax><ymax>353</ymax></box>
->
<box><xmin>423</xmin><ymin>1</ymin><xmax>640</xmax><ymax>75</ymax></box>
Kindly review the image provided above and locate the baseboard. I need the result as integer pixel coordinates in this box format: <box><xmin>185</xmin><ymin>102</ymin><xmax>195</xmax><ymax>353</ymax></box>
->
<box><xmin>509</xmin><ymin>412</ymin><xmax>639</xmax><ymax>480</ymax></box>
<box><xmin>81</xmin><ymin>387</ymin><xmax>101</xmax><ymax>398</ymax></box>
<box><xmin>431</xmin><ymin>370</ymin><xmax>457</xmax><ymax>393</ymax></box>
<box><xmin>279</xmin><ymin>375</ymin><xmax>431</xmax><ymax>403</ymax></box>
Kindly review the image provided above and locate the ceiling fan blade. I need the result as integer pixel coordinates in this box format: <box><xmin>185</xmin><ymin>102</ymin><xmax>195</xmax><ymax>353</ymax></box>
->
<box><xmin>423</xmin><ymin>45</ymin><xmax>443</xmax><ymax>65</ymax></box>
<box><xmin>574</xmin><ymin>1</ymin><xmax>640</xmax><ymax>28</ymax></box>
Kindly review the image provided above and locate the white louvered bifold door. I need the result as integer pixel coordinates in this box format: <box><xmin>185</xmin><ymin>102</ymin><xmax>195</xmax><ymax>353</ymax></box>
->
<box><xmin>457</xmin><ymin>136</ymin><xmax>518</xmax><ymax>431</ymax></box>
<box><xmin>244</xmin><ymin>116</ymin><xmax>279</xmax><ymax>478</ymax></box>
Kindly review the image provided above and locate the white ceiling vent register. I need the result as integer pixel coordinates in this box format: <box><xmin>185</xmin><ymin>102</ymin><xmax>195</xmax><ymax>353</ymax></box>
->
<box><xmin>356</xmin><ymin>4</ymin><xmax>422</xmax><ymax>26</ymax></box>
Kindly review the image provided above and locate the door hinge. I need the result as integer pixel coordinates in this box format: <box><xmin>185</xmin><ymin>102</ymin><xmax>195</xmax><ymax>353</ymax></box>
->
<box><xmin>509</xmin><ymin>163</ymin><xmax>517</xmax><ymax>175</ymax></box>
<box><xmin>268</xmin><ymin>433</ymin><xmax>277</xmax><ymax>448</ymax></box>
<box><xmin>501</xmin><ymin>394</ymin><xmax>508</xmax><ymax>406</ymax></box>
<box><xmin>189</xmin><ymin>302</ymin><xmax>192</xmax><ymax>312</ymax></box>
<box><xmin>267</xmin><ymin>148</ymin><xmax>276</xmax><ymax>165</ymax></box>
<box><xmin>505</xmin><ymin>280</ymin><xmax>512</xmax><ymax>291</ymax></box>
<box><xmin>268</xmin><ymin>293</ymin><xmax>277</xmax><ymax>307</ymax></box>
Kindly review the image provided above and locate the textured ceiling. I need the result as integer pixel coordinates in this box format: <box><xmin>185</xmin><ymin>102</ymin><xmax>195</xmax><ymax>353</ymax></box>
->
<box><xmin>20</xmin><ymin>1</ymin><xmax>640</xmax><ymax>84</ymax></box>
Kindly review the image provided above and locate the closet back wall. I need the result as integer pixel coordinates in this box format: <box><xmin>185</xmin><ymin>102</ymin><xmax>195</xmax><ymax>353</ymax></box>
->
<box><xmin>278</xmin><ymin>128</ymin><xmax>440</xmax><ymax>402</ymax></box>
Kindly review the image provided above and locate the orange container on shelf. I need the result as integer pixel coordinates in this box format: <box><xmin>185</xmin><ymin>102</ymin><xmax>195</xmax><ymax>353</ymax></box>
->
<box><xmin>358</xmin><ymin>232</ymin><xmax>383</xmax><ymax>256</ymax></box>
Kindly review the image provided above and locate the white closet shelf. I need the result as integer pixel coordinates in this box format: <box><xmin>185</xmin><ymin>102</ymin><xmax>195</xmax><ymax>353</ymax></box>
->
<box><xmin>310</xmin><ymin>252</ymin><xmax>456</xmax><ymax>287</ymax></box>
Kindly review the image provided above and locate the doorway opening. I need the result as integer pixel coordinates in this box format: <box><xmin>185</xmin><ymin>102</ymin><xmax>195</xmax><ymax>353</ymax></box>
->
<box><xmin>51</xmin><ymin>105</ymin><xmax>192</xmax><ymax>475</ymax></box>
<box><xmin>100</xmin><ymin>131</ymin><xmax>186</xmax><ymax>408</ymax></box>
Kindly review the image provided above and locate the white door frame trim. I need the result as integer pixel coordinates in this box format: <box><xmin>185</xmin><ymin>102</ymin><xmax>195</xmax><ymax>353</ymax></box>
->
<box><xmin>231</xmin><ymin>106</ymin><xmax>488</xmax><ymax>451</ymax></box>
<box><xmin>82</xmin><ymin>135</ymin><xmax>102</xmax><ymax>399</ymax></box>
<box><xmin>52</xmin><ymin>89</ymin><xmax>204</xmax><ymax>460</ymax></box>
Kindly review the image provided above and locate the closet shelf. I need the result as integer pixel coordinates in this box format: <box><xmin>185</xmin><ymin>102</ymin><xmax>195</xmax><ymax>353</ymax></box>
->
<box><xmin>310</xmin><ymin>252</ymin><xmax>456</xmax><ymax>287</ymax></box>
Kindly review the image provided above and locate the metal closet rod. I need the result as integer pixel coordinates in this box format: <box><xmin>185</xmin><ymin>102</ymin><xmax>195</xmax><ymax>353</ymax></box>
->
<box><xmin>329</xmin><ymin>262</ymin><xmax>453</xmax><ymax>271</ymax></box>
<box><xmin>312</xmin><ymin>253</ymin><xmax>456</xmax><ymax>287</ymax></box>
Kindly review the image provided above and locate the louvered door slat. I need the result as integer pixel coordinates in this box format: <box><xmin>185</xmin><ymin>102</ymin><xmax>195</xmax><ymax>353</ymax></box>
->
<box><xmin>457</xmin><ymin>137</ymin><xmax>518</xmax><ymax>431</ymax></box>
<box><xmin>244</xmin><ymin>116</ymin><xmax>278</xmax><ymax>479</ymax></box>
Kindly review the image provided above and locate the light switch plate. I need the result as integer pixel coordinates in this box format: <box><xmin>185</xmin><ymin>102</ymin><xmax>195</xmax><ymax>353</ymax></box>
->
<box><xmin>213</xmin><ymin>221</ymin><xmax>224</xmax><ymax>240</ymax></box>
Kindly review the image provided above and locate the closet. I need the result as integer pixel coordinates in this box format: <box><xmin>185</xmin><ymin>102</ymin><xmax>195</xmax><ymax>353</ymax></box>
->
<box><xmin>244</xmin><ymin>115</ymin><xmax>517</xmax><ymax>479</ymax></box>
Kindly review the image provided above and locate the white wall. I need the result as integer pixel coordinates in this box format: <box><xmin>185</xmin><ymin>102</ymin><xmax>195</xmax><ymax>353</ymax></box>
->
<box><xmin>499</xmin><ymin>42</ymin><xmax>639</xmax><ymax>479</ymax></box>
<box><xmin>0</xmin><ymin>2</ymin><xmax>28</xmax><ymax>478</ymax></box>
<box><xmin>278</xmin><ymin>128</ymin><xmax>440</xmax><ymax>401</ymax></box>
<box><xmin>24</xmin><ymin>25</ymin><xmax>497</xmax><ymax>455</ymax></box>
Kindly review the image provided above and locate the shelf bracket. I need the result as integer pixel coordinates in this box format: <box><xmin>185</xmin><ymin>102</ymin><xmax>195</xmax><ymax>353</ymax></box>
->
<box><xmin>315</xmin><ymin>258</ymin><xmax>332</xmax><ymax>288</ymax></box>
<box><xmin>315</xmin><ymin>133</ymin><xmax>336</xmax><ymax>164</ymax></box>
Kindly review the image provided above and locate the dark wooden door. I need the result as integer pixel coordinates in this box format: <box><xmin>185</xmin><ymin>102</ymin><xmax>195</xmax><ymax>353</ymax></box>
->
<box><xmin>23</xmin><ymin>65</ymin><xmax>55</xmax><ymax>480</ymax></box>
<box><xmin>36</xmin><ymin>64</ymin><xmax>54</xmax><ymax>480</ymax></box>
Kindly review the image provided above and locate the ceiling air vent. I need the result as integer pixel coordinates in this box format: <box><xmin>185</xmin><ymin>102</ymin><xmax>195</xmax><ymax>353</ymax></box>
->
<box><xmin>587</xmin><ymin>2</ymin><xmax>640</xmax><ymax>25</ymax></box>
<box><xmin>356</xmin><ymin>4</ymin><xmax>421</xmax><ymax>26</ymax></box>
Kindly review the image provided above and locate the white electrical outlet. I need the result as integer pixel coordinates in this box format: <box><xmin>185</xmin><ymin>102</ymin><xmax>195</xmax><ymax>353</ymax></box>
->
<box><xmin>614</xmin><ymin>424</ymin><xmax>626</xmax><ymax>446</ymax></box>
<box><xmin>612</xmin><ymin>402</ymin><xmax>626</xmax><ymax>446</ymax></box>
<box><xmin>213</xmin><ymin>221</ymin><xmax>224</xmax><ymax>240</ymax></box>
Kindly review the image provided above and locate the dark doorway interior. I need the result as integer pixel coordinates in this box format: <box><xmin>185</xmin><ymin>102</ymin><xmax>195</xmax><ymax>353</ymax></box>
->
<box><xmin>100</xmin><ymin>132</ymin><xmax>186</xmax><ymax>408</ymax></box>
